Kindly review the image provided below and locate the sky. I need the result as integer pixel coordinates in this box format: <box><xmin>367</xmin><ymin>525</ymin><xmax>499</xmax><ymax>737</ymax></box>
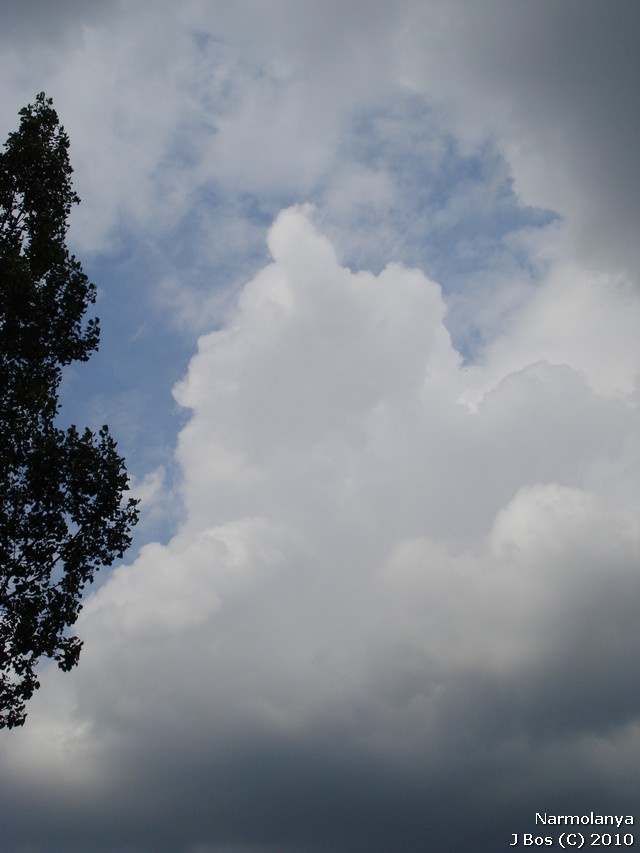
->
<box><xmin>1</xmin><ymin>1</ymin><xmax>639</xmax><ymax>850</ymax></box>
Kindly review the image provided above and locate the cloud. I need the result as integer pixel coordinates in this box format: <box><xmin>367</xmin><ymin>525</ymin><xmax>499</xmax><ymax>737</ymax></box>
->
<box><xmin>400</xmin><ymin>0</ymin><xmax>640</xmax><ymax>275</ymax></box>
<box><xmin>472</xmin><ymin>263</ymin><xmax>640</xmax><ymax>402</ymax></box>
<box><xmin>0</xmin><ymin>0</ymin><xmax>401</xmax><ymax>256</ymax></box>
<box><xmin>2</xmin><ymin>208</ymin><xmax>638</xmax><ymax>851</ymax></box>
<box><xmin>0</xmin><ymin>0</ymin><xmax>117</xmax><ymax>45</ymax></box>
<box><xmin>1</xmin><ymin>3</ymin><xmax>640</xmax><ymax>850</ymax></box>
<box><xmin>2</xmin><ymin>0</ymin><xmax>638</xmax><ymax>280</ymax></box>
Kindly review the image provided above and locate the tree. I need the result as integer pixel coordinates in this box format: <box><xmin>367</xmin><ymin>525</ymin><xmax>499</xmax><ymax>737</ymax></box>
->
<box><xmin>0</xmin><ymin>93</ymin><xmax>139</xmax><ymax>728</ymax></box>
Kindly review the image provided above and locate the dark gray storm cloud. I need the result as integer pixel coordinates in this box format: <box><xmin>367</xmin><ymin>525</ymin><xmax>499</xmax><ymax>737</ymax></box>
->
<box><xmin>0</xmin><ymin>0</ymin><xmax>117</xmax><ymax>43</ymax></box>
<box><xmin>2</xmin><ymin>674</ymin><xmax>638</xmax><ymax>852</ymax></box>
<box><xmin>410</xmin><ymin>0</ymin><xmax>640</xmax><ymax>274</ymax></box>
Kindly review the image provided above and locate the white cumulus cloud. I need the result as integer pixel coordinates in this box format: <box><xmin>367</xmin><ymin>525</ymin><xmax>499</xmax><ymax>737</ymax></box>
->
<box><xmin>3</xmin><ymin>206</ymin><xmax>638</xmax><ymax>850</ymax></box>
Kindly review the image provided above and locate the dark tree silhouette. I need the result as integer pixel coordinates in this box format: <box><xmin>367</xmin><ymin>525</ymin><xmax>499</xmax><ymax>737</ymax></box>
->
<box><xmin>0</xmin><ymin>93</ymin><xmax>139</xmax><ymax>728</ymax></box>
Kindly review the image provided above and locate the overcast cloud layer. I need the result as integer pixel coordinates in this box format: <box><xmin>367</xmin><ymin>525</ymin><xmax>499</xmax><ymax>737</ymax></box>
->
<box><xmin>1</xmin><ymin>2</ymin><xmax>639</xmax><ymax>852</ymax></box>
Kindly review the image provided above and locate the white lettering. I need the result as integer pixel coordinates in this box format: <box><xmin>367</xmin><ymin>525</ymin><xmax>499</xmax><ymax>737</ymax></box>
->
<box><xmin>534</xmin><ymin>813</ymin><xmax>634</xmax><ymax>827</ymax></box>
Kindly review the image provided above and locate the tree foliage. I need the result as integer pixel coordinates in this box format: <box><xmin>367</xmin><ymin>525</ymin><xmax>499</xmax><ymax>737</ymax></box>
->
<box><xmin>0</xmin><ymin>93</ymin><xmax>139</xmax><ymax>728</ymax></box>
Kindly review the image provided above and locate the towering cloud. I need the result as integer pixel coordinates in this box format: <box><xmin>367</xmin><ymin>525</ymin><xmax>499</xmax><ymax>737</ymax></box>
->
<box><xmin>1</xmin><ymin>2</ymin><xmax>639</xmax><ymax>850</ymax></box>
<box><xmin>3</xmin><ymin>207</ymin><xmax>638</xmax><ymax>851</ymax></box>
